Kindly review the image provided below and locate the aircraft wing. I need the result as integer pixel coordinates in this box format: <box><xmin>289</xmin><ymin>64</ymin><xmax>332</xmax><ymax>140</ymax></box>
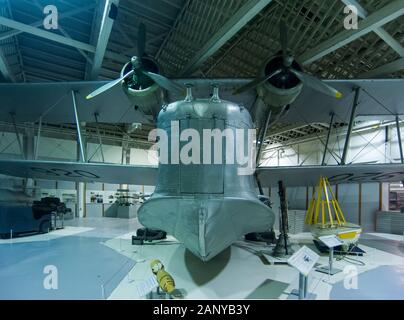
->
<box><xmin>0</xmin><ymin>81</ymin><xmax>153</xmax><ymax>124</ymax></box>
<box><xmin>279</xmin><ymin>79</ymin><xmax>404</xmax><ymax>125</ymax></box>
<box><xmin>0</xmin><ymin>160</ymin><xmax>158</xmax><ymax>186</ymax></box>
<box><xmin>256</xmin><ymin>163</ymin><xmax>404</xmax><ymax>187</ymax></box>
<box><xmin>3</xmin><ymin>79</ymin><xmax>404</xmax><ymax>125</ymax></box>
<box><xmin>1</xmin><ymin>160</ymin><xmax>403</xmax><ymax>188</ymax></box>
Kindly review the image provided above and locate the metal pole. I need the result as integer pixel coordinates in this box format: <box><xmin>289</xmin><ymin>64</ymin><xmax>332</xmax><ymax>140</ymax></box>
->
<box><xmin>94</xmin><ymin>113</ymin><xmax>105</xmax><ymax>162</ymax></box>
<box><xmin>303</xmin><ymin>275</ymin><xmax>308</xmax><ymax>298</ymax></box>
<box><xmin>395</xmin><ymin>115</ymin><xmax>403</xmax><ymax>163</ymax></box>
<box><xmin>256</xmin><ymin>175</ymin><xmax>264</xmax><ymax>195</ymax></box>
<box><xmin>34</xmin><ymin>116</ymin><xmax>42</xmax><ymax>160</ymax></box>
<box><xmin>71</xmin><ymin>91</ymin><xmax>86</xmax><ymax>162</ymax></box>
<box><xmin>321</xmin><ymin>112</ymin><xmax>334</xmax><ymax>166</ymax></box>
<box><xmin>278</xmin><ymin>180</ymin><xmax>289</xmax><ymax>255</ymax></box>
<box><xmin>299</xmin><ymin>273</ymin><xmax>307</xmax><ymax>299</ymax></box>
<box><xmin>256</xmin><ymin>109</ymin><xmax>272</xmax><ymax>165</ymax></box>
<box><xmin>255</xmin><ymin>108</ymin><xmax>272</xmax><ymax>196</ymax></box>
<box><xmin>341</xmin><ymin>87</ymin><xmax>361</xmax><ymax>165</ymax></box>
<box><xmin>10</xmin><ymin>112</ymin><xmax>25</xmax><ymax>159</ymax></box>
<box><xmin>329</xmin><ymin>247</ymin><xmax>334</xmax><ymax>276</ymax></box>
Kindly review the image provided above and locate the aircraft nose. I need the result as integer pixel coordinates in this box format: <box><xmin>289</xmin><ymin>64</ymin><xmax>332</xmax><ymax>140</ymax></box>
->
<box><xmin>137</xmin><ymin>196</ymin><xmax>274</xmax><ymax>261</ymax></box>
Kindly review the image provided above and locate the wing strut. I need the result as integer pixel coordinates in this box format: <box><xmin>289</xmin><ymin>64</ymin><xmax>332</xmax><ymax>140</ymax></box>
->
<box><xmin>321</xmin><ymin>112</ymin><xmax>335</xmax><ymax>166</ymax></box>
<box><xmin>341</xmin><ymin>87</ymin><xmax>361</xmax><ymax>165</ymax></box>
<box><xmin>71</xmin><ymin>91</ymin><xmax>86</xmax><ymax>162</ymax></box>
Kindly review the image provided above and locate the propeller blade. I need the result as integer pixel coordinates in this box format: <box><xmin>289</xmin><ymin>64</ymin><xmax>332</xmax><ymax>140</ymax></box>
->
<box><xmin>290</xmin><ymin>69</ymin><xmax>343</xmax><ymax>99</ymax></box>
<box><xmin>142</xmin><ymin>71</ymin><xmax>183</xmax><ymax>93</ymax></box>
<box><xmin>137</xmin><ymin>23</ymin><xmax>146</xmax><ymax>58</ymax></box>
<box><xmin>86</xmin><ymin>69</ymin><xmax>134</xmax><ymax>100</ymax></box>
<box><xmin>280</xmin><ymin>19</ymin><xmax>288</xmax><ymax>61</ymax></box>
<box><xmin>233</xmin><ymin>69</ymin><xmax>282</xmax><ymax>95</ymax></box>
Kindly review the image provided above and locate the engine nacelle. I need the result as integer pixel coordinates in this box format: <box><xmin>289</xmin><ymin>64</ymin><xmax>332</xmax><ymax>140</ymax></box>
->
<box><xmin>120</xmin><ymin>56</ymin><xmax>164</xmax><ymax>117</ymax></box>
<box><xmin>253</xmin><ymin>54</ymin><xmax>303</xmax><ymax>125</ymax></box>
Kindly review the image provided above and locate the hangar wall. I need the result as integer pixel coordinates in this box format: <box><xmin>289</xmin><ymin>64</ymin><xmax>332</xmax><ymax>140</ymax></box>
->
<box><xmin>0</xmin><ymin>132</ymin><xmax>157</xmax><ymax>219</ymax></box>
<box><xmin>262</xmin><ymin>122</ymin><xmax>401</xmax><ymax>166</ymax></box>
<box><xmin>0</xmin><ymin>124</ymin><xmax>395</xmax><ymax>231</ymax></box>
<box><xmin>264</xmin><ymin>124</ymin><xmax>398</xmax><ymax>232</ymax></box>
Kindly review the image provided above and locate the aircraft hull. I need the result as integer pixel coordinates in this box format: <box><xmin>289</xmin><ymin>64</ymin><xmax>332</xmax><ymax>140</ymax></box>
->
<box><xmin>138</xmin><ymin>195</ymin><xmax>272</xmax><ymax>261</ymax></box>
<box><xmin>137</xmin><ymin>97</ymin><xmax>274</xmax><ymax>261</ymax></box>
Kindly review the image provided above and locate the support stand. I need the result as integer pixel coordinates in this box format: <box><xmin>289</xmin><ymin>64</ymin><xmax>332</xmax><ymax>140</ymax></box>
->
<box><xmin>290</xmin><ymin>273</ymin><xmax>308</xmax><ymax>299</ymax></box>
<box><xmin>273</xmin><ymin>181</ymin><xmax>294</xmax><ymax>257</ymax></box>
<box><xmin>289</xmin><ymin>272</ymin><xmax>317</xmax><ymax>299</ymax></box>
<box><xmin>146</xmin><ymin>286</ymin><xmax>171</xmax><ymax>299</ymax></box>
<box><xmin>315</xmin><ymin>246</ymin><xmax>341</xmax><ymax>275</ymax></box>
<box><xmin>315</xmin><ymin>235</ymin><xmax>343</xmax><ymax>275</ymax></box>
<box><xmin>287</xmin><ymin>246</ymin><xmax>319</xmax><ymax>300</ymax></box>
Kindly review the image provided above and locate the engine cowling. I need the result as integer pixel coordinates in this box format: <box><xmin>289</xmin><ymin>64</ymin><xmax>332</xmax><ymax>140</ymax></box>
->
<box><xmin>120</xmin><ymin>56</ymin><xmax>164</xmax><ymax>117</ymax></box>
<box><xmin>259</xmin><ymin>54</ymin><xmax>303</xmax><ymax>106</ymax></box>
<box><xmin>253</xmin><ymin>54</ymin><xmax>303</xmax><ymax>126</ymax></box>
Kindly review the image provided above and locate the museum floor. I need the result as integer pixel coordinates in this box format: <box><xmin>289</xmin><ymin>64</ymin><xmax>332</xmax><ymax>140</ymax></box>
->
<box><xmin>0</xmin><ymin>218</ymin><xmax>403</xmax><ymax>300</ymax></box>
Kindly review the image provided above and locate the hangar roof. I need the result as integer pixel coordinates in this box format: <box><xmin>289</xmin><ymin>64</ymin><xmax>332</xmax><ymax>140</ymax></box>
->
<box><xmin>0</xmin><ymin>0</ymin><xmax>403</xmax><ymax>83</ymax></box>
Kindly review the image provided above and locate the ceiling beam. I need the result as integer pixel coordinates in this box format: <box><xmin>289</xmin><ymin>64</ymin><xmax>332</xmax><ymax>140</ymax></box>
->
<box><xmin>0</xmin><ymin>12</ymin><xmax>128</xmax><ymax>65</ymax></box>
<box><xmin>0</xmin><ymin>16</ymin><xmax>95</xmax><ymax>52</ymax></box>
<box><xmin>30</xmin><ymin>0</ymin><xmax>94</xmax><ymax>67</ymax></box>
<box><xmin>341</xmin><ymin>0</ymin><xmax>404</xmax><ymax>57</ymax></box>
<box><xmin>0</xmin><ymin>48</ymin><xmax>15</xmax><ymax>82</ymax></box>
<box><xmin>180</xmin><ymin>0</ymin><xmax>274</xmax><ymax>76</ymax></box>
<box><xmin>299</xmin><ymin>0</ymin><xmax>404</xmax><ymax>65</ymax></box>
<box><xmin>360</xmin><ymin>57</ymin><xmax>404</xmax><ymax>78</ymax></box>
<box><xmin>0</xmin><ymin>4</ymin><xmax>95</xmax><ymax>42</ymax></box>
<box><xmin>0</xmin><ymin>0</ymin><xmax>16</xmax><ymax>82</ymax></box>
<box><xmin>89</xmin><ymin>0</ymin><xmax>119</xmax><ymax>80</ymax></box>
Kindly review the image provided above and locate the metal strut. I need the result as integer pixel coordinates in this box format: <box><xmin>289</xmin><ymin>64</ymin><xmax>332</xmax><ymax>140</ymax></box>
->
<box><xmin>396</xmin><ymin>115</ymin><xmax>404</xmax><ymax>163</ymax></box>
<box><xmin>9</xmin><ymin>112</ymin><xmax>25</xmax><ymax>159</ymax></box>
<box><xmin>71</xmin><ymin>91</ymin><xmax>86</xmax><ymax>162</ymax></box>
<box><xmin>94</xmin><ymin>113</ymin><xmax>105</xmax><ymax>162</ymax></box>
<box><xmin>341</xmin><ymin>87</ymin><xmax>361</xmax><ymax>165</ymax></box>
<box><xmin>321</xmin><ymin>112</ymin><xmax>334</xmax><ymax>166</ymax></box>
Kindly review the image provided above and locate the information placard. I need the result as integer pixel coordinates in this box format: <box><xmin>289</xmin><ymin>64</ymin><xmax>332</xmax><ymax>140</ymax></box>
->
<box><xmin>318</xmin><ymin>235</ymin><xmax>344</xmax><ymax>248</ymax></box>
<box><xmin>287</xmin><ymin>245</ymin><xmax>319</xmax><ymax>276</ymax></box>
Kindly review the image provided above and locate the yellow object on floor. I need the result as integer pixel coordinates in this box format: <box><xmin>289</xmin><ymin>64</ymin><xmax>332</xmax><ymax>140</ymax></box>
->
<box><xmin>150</xmin><ymin>259</ymin><xmax>176</xmax><ymax>294</ymax></box>
<box><xmin>305</xmin><ymin>176</ymin><xmax>346</xmax><ymax>228</ymax></box>
<box><xmin>305</xmin><ymin>176</ymin><xmax>362</xmax><ymax>244</ymax></box>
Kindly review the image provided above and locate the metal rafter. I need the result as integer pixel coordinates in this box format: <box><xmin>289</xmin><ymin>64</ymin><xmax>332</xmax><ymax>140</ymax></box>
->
<box><xmin>30</xmin><ymin>0</ymin><xmax>93</xmax><ymax>67</ymax></box>
<box><xmin>299</xmin><ymin>0</ymin><xmax>404</xmax><ymax>66</ymax></box>
<box><xmin>0</xmin><ymin>47</ymin><xmax>15</xmax><ymax>82</ymax></box>
<box><xmin>89</xmin><ymin>0</ymin><xmax>119</xmax><ymax>80</ymax></box>
<box><xmin>0</xmin><ymin>4</ymin><xmax>95</xmax><ymax>42</ymax></box>
<box><xmin>360</xmin><ymin>57</ymin><xmax>404</xmax><ymax>78</ymax></box>
<box><xmin>341</xmin><ymin>0</ymin><xmax>404</xmax><ymax>57</ymax></box>
<box><xmin>0</xmin><ymin>15</ymin><xmax>95</xmax><ymax>52</ymax></box>
<box><xmin>0</xmin><ymin>4</ymin><xmax>16</xmax><ymax>82</ymax></box>
<box><xmin>180</xmin><ymin>0</ymin><xmax>274</xmax><ymax>76</ymax></box>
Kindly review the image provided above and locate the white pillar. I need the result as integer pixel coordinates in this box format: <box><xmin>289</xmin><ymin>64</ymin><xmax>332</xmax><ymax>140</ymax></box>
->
<box><xmin>77</xmin><ymin>182</ymin><xmax>86</xmax><ymax>218</ymax></box>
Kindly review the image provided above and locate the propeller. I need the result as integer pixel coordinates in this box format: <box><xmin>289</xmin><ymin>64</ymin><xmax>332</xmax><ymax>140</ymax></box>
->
<box><xmin>233</xmin><ymin>69</ymin><xmax>282</xmax><ymax>95</ymax></box>
<box><xmin>137</xmin><ymin>22</ymin><xmax>145</xmax><ymax>58</ymax></box>
<box><xmin>234</xmin><ymin>19</ymin><xmax>342</xmax><ymax>99</ymax></box>
<box><xmin>290</xmin><ymin>69</ymin><xmax>342</xmax><ymax>98</ymax></box>
<box><xmin>86</xmin><ymin>23</ymin><xmax>182</xmax><ymax>100</ymax></box>
<box><xmin>86</xmin><ymin>70</ymin><xmax>134</xmax><ymax>100</ymax></box>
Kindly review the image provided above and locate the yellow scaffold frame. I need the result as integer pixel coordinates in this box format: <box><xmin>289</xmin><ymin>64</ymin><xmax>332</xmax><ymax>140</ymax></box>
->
<box><xmin>305</xmin><ymin>176</ymin><xmax>346</xmax><ymax>228</ymax></box>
